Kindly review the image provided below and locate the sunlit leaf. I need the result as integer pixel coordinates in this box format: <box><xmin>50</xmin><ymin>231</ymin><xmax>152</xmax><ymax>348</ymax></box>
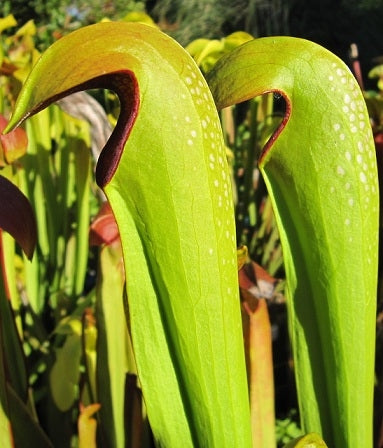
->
<box><xmin>6</xmin><ymin>22</ymin><xmax>251</xmax><ymax>446</ymax></box>
<box><xmin>0</xmin><ymin>114</ymin><xmax>28</xmax><ymax>165</ymax></box>
<box><xmin>0</xmin><ymin>15</ymin><xmax>17</xmax><ymax>34</ymax></box>
<box><xmin>208</xmin><ymin>36</ymin><xmax>379</xmax><ymax>447</ymax></box>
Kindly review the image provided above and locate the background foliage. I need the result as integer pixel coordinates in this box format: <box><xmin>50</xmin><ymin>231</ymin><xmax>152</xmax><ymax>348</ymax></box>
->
<box><xmin>2</xmin><ymin>0</ymin><xmax>383</xmax><ymax>88</ymax></box>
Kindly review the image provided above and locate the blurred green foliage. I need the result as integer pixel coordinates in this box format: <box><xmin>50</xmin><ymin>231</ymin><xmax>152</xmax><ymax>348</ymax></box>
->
<box><xmin>1</xmin><ymin>0</ymin><xmax>146</xmax><ymax>49</ymax></box>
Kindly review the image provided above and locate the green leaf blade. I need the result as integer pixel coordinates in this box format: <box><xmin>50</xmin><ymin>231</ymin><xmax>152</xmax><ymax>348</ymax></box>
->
<box><xmin>208</xmin><ymin>36</ymin><xmax>379</xmax><ymax>447</ymax></box>
<box><xmin>6</xmin><ymin>22</ymin><xmax>251</xmax><ymax>447</ymax></box>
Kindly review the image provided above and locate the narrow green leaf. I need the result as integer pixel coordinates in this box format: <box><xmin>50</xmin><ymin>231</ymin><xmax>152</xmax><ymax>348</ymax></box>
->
<box><xmin>49</xmin><ymin>319</ymin><xmax>82</xmax><ymax>411</ymax></box>
<box><xmin>6</xmin><ymin>22</ymin><xmax>251</xmax><ymax>446</ymax></box>
<box><xmin>7</xmin><ymin>384</ymin><xmax>54</xmax><ymax>448</ymax></box>
<box><xmin>207</xmin><ymin>36</ymin><xmax>379</xmax><ymax>447</ymax></box>
<box><xmin>96</xmin><ymin>243</ymin><xmax>129</xmax><ymax>447</ymax></box>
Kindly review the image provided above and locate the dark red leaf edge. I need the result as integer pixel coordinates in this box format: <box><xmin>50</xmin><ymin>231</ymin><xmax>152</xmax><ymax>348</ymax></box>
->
<box><xmin>0</xmin><ymin>175</ymin><xmax>36</xmax><ymax>259</ymax></box>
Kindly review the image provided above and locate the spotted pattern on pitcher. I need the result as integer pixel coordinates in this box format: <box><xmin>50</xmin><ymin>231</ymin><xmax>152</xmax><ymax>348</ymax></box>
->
<box><xmin>328</xmin><ymin>61</ymin><xmax>378</xmax><ymax>261</ymax></box>
<box><xmin>181</xmin><ymin>60</ymin><xmax>237</xmax><ymax>285</ymax></box>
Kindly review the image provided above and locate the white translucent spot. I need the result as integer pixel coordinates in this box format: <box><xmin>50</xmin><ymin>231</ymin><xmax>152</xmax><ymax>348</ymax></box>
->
<box><xmin>351</xmin><ymin>126</ymin><xmax>358</xmax><ymax>133</ymax></box>
<box><xmin>340</xmin><ymin>133</ymin><xmax>345</xmax><ymax>141</ymax></box>
<box><xmin>190</xmin><ymin>130</ymin><xmax>197</xmax><ymax>138</ymax></box>
<box><xmin>345</xmin><ymin>218</ymin><xmax>351</xmax><ymax>226</ymax></box>
<box><xmin>329</xmin><ymin>75</ymin><xmax>334</xmax><ymax>81</ymax></box>
<box><xmin>336</xmin><ymin>68</ymin><xmax>344</xmax><ymax>76</ymax></box>
<box><xmin>185</xmin><ymin>77</ymin><xmax>193</xmax><ymax>85</ymax></box>
<box><xmin>337</xmin><ymin>166</ymin><xmax>345</xmax><ymax>176</ymax></box>
<box><xmin>185</xmin><ymin>116</ymin><xmax>191</xmax><ymax>123</ymax></box>
<box><xmin>209</xmin><ymin>162</ymin><xmax>215</xmax><ymax>170</ymax></box>
<box><xmin>333</xmin><ymin>123</ymin><xmax>341</xmax><ymax>131</ymax></box>
<box><xmin>342</xmin><ymin>105</ymin><xmax>349</xmax><ymax>113</ymax></box>
<box><xmin>358</xmin><ymin>141</ymin><xmax>364</xmax><ymax>152</ymax></box>
<box><xmin>356</xmin><ymin>154</ymin><xmax>363</xmax><ymax>164</ymax></box>
<box><xmin>348</xmin><ymin>198</ymin><xmax>354</xmax><ymax>206</ymax></box>
<box><xmin>213</xmin><ymin>179</ymin><xmax>219</xmax><ymax>187</ymax></box>
<box><xmin>345</xmin><ymin>151</ymin><xmax>351</xmax><ymax>161</ymax></box>
<box><xmin>344</xmin><ymin>93</ymin><xmax>351</xmax><ymax>103</ymax></box>
<box><xmin>201</xmin><ymin>119</ymin><xmax>207</xmax><ymax>128</ymax></box>
<box><xmin>208</xmin><ymin>248</ymin><xmax>214</xmax><ymax>255</ymax></box>
<box><xmin>341</xmin><ymin>77</ymin><xmax>347</xmax><ymax>84</ymax></box>
<box><xmin>345</xmin><ymin>182</ymin><xmax>351</xmax><ymax>190</ymax></box>
<box><xmin>209</xmin><ymin>153</ymin><xmax>215</xmax><ymax>162</ymax></box>
<box><xmin>187</xmin><ymin>139</ymin><xmax>193</xmax><ymax>146</ymax></box>
<box><xmin>349</xmin><ymin>113</ymin><xmax>356</xmax><ymax>122</ymax></box>
<box><xmin>359</xmin><ymin>121</ymin><xmax>365</xmax><ymax>129</ymax></box>
<box><xmin>330</xmin><ymin>186</ymin><xmax>335</xmax><ymax>193</ymax></box>
<box><xmin>360</xmin><ymin>172</ymin><xmax>367</xmax><ymax>183</ymax></box>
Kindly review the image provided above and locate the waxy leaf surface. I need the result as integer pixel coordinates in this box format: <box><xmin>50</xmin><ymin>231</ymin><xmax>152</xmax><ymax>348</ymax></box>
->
<box><xmin>6</xmin><ymin>22</ymin><xmax>251</xmax><ymax>446</ymax></box>
<box><xmin>208</xmin><ymin>37</ymin><xmax>379</xmax><ymax>447</ymax></box>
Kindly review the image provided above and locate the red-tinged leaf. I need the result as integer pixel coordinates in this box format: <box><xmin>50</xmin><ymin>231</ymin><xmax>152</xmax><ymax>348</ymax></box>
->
<box><xmin>241</xmin><ymin>295</ymin><xmax>275</xmax><ymax>448</ymax></box>
<box><xmin>239</xmin><ymin>260</ymin><xmax>278</xmax><ymax>300</ymax></box>
<box><xmin>0</xmin><ymin>175</ymin><xmax>36</xmax><ymax>259</ymax></box>
<box><xmin>0</xmin><ymin>114</ymin><xmax>28</xmax><ymax>166</ymax></box>
<box><xmin>89</xmin><ymin>201</ymin><xmax>120</xmax><ymax>246</ymax></box>
<box><xmin>240</xmin><ymin>261</ymin><xmax>277</xmax><ymax>446</ymax></box>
